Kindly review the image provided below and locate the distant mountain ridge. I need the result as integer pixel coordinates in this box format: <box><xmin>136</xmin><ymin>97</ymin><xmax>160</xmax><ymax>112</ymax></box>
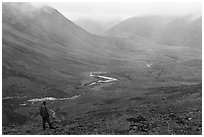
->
<box><xmin>106</xmin><ymin>15</ymin><xmax>202</xmax><ymax>48</ymax></box>
<box><xmin>74</xmin><ymin>18</ymin><xmax>121</xmax><ymax>35</ymax></box>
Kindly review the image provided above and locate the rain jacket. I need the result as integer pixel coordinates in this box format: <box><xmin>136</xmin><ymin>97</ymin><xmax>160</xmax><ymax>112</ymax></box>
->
<box><xmin>40</xmin><ymin>105</ymin><xmax>50</xmax><ymax>118</ymax></box>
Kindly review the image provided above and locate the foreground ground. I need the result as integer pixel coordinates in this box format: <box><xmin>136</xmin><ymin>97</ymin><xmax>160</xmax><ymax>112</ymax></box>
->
<box><xmin>2</xmin><ymin>82</ymin><xmax>202</xmax><ymax>135</ymax></box>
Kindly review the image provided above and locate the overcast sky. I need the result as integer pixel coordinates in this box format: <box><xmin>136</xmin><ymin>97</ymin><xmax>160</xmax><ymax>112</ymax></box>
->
<box><xmin>41</xmin><ymin>2</ymin><xmax>202</xmax><ymax>21</ymax></box>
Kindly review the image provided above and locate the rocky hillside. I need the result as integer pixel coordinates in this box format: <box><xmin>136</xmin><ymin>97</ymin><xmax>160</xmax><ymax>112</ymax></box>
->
<box><xmin>3</xmin><ymin>83</ymin><xmax>202</xmax><ymax>135</ymax></box>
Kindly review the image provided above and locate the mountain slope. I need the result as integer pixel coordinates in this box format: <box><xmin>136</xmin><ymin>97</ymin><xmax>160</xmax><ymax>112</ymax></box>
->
<box><xmin>2</xmin><ymin>3</ymin><xmax>202</xmax><ymax>133</ymax></box>
<box><xmin>3</xmin><ymin>2</ymin><xmax>138</xmax><ymax>98</ymax></box>
<box><xmin>3</xmin><ymin>3</ymin><xmax>201</xmax><ymax>98</ymax></box>
<box><xmin>74</xmin><ymin>18</ymin><xmax>121</xmax><ymax>35</ymax></box>
<box><xmin>106</xmin><ymin>15</ymin><xmax>202</xmax><ymax>48</ymax></box>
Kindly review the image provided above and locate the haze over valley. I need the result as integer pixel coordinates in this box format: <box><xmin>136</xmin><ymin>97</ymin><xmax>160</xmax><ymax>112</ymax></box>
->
<box><xmin>2</xmin><ymin>2</ymin><xmax>202</xmax><ymax>135</ymax></box>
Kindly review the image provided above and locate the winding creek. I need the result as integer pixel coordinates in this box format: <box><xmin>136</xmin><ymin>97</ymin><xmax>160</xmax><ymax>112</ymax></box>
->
<box><xmin>3</xmin><ymin>72</ymin><xmax>118</xmax><ymax>121</ymax></box>
<box><xmin>27</xmin><ymin>95</ymin><xmax>80</xmax><ymax>103</ymax></box>
<box><xmin>89</xmin><ymin>72</ymin><xmax>118</xmax><ymax>86</ymax></box>
<box><xmin>3</xmin><ymin>72</ymin><xmax>118</xmax><ymax>106</ymax></box>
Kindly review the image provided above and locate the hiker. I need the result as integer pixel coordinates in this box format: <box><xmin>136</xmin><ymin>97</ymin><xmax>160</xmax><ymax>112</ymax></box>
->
<box><xmin>40</xmin><ymin>101</ymin><xmax>55</xmax><ymax>130</ymax></box>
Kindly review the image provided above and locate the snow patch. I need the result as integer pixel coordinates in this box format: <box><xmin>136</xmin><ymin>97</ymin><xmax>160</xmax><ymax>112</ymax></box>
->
<box><xmin>147</xmin><ymin>64</ymin><xmax>153</xmax><ymax>68</ymax></box>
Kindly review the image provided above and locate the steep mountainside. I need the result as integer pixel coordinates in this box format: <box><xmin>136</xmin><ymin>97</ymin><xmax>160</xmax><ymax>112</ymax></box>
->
<box><xmin>2</xmin><ymin>2</ymin><xmax>142</xmax><ymax>98</ymax></box>
<box><xmin>106</xmin><ymin>15</ymin><xmax>202</xmax><ymax>48</ymax></box>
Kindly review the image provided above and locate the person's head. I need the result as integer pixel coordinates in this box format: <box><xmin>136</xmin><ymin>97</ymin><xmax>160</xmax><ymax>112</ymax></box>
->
<box><xmin>43</xmin><ymin>101</ymin><xmax>46</xmax><ymax>105</ymax></box>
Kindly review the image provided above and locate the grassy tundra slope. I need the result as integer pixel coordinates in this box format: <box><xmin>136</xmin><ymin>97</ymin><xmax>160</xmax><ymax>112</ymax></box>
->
<box><xmin>2</xmin><ymin>3</ymin><xmax>201</xmax><ymax>134</ymax></box>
